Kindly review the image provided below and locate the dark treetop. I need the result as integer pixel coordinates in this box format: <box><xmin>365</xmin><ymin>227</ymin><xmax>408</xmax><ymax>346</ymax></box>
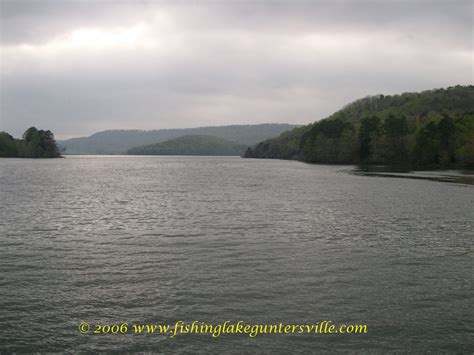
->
<box><xmin>0</xmin><ymin>127</ymin><xmax>61</xmax><ymax>158</ymax></box>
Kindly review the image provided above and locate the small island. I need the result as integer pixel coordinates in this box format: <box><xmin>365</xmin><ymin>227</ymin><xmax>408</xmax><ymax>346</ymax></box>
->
<box><xmin>0</xmin><ymin>127</ymin><xmax>61</xmax><ymax>158</ymax></box>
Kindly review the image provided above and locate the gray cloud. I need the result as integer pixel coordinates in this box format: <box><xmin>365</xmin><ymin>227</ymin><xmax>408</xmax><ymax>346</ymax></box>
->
<box><xmin>1</xmin><ymin>0</ymin><xmax>472</xmax><ymax>139</ymax></box>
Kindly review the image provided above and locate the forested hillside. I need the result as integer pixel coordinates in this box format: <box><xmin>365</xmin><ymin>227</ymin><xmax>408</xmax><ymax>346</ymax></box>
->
<box><xmin>0</xmin><ymin>127</ymin><xmax>60</xmax><ymax>158</ymax></box>
<box><xmin>60</xmin><ymin>124</ymin><xmax>299</xmax><ymax>154</ymax></box>
<box><xmin>245</xmin><ymin>86</ymin><xmax>474</xmax><ymax>168</ymax></box>
<box><xmin>127</xmin><ymin>135</ymin><xmax>246</xmax><ymax>156</ymax></box>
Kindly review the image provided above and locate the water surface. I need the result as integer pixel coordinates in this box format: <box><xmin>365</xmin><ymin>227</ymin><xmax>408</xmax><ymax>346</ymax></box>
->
<box><xmin>0</xmin><ymin>156</ymin><xmax>473</xmax><ymax>352</ymax></box>
<box><xmin>352</xmin><ymin>165</ymin><xmax>474</xmax><ymax>185</ymax></box>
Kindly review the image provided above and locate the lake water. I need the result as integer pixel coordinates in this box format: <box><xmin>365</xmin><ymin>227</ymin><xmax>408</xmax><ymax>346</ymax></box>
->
<box><xmin>0</xmin><ymin>156</ymin><xmax>473</xmax><ymax>352</ymax></box>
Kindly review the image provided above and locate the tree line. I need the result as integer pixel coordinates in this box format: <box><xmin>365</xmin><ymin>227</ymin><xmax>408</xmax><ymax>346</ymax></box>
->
<box><xmin>0</xmin><ymin>127</ymin><xmax>61</xmax><ymax>158</ymax></box>
<box><xmin>244</xmin><ymin>86</ymin><xmax>474</xmax><ymax>168</ymax></box>
<box><xmin>127</xmin><ymin>135</ymin><xmax>246</xmax><ymax>156</ymax></box>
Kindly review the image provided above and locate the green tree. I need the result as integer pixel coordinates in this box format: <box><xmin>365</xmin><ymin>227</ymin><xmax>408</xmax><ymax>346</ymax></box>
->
<box><xmin>0</xmin><ymin>132</ymin><xmax>18</xmax><ymax>157</ymax></box>
<box><xmin>383</xmin><ymin>114</ymin><xmax>409</xmax><ymax>162</ymax></box>
<box><xmin>18</xmin><ymin>127</ymin><xmax>60</xmax><ymax>158</ymax></box>
<box><xmin>358</xmin><ymin>116</ymin><xmax>381</xmax><ymax>162</ymax></box>
<box><xmin>414</xmin><ymin>121</ymin><xmax>440</xmax><ymax>165</ymax></box>
<box><xmin>437</xmin><ymin>114</ymin><xmax>456</xmax><ymax>165</ymax></box>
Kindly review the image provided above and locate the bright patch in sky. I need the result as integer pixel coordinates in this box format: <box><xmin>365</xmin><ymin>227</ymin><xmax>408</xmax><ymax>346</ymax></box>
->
<box><xmin>62</xmin><ymin>23</ymin><xmax>147</xmax><ymax>49</ymax></box>
<box><xmin>9</xmin><ymin>22</ymin><xmax>152</xmax><ymax>54</ymax></box>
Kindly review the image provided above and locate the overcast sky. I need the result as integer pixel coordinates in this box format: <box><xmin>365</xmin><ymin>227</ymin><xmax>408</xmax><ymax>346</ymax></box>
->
<box><xmin>1</xmin><ymin>0</ymin><xmax>472</xmax><ymax>139</ymax></box>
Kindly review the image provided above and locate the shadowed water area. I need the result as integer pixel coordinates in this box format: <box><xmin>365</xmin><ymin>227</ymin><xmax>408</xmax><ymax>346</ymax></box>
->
<box><xmin>0</xmin><ymin>156</ymin><xmax>472</xmax><ymax>352</ymax></box>
<box><xmin>351</xmin><ymin>165</ymin><xmax>474</xmax><ymax>185</ymax></box>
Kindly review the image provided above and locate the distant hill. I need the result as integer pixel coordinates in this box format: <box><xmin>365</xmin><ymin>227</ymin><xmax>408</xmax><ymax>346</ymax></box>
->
<box><xmin>59</xmin><ymin>124</ymin><xmax>299</xmax><ymax>154</ymax></box>
<box><xmin>245</xmin><ymin>86</ymin><xmax>474</xmax><ymax>168</ymax></box>
<box><xmin>127</xmin><ymin>135</ymin><xmax>246</xmax><ymax>156</ymax></box>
